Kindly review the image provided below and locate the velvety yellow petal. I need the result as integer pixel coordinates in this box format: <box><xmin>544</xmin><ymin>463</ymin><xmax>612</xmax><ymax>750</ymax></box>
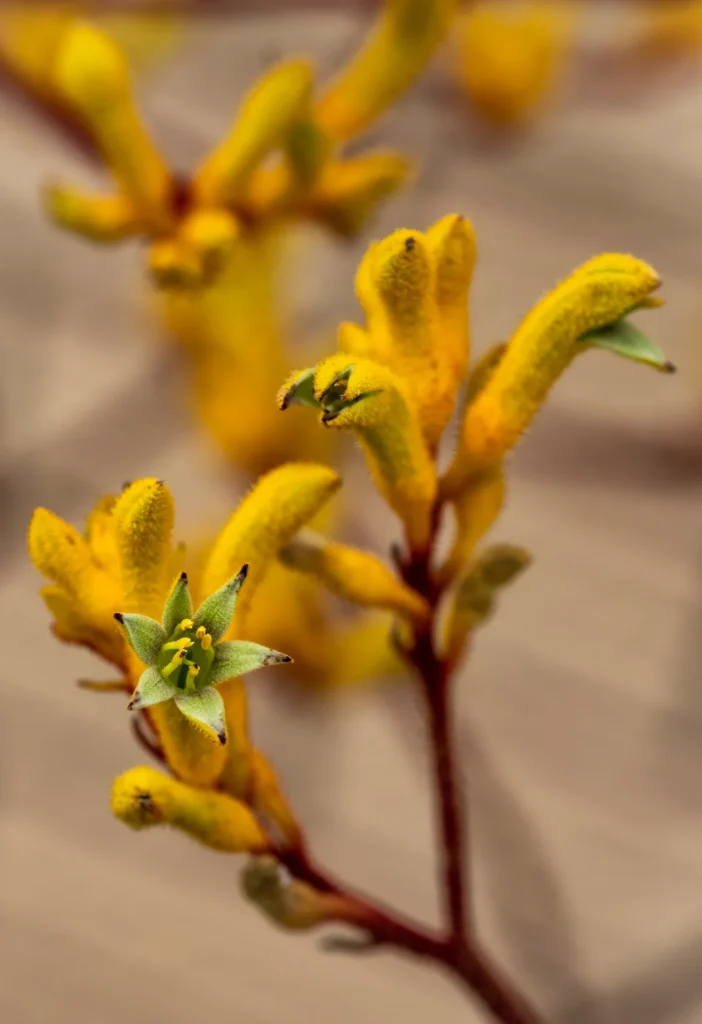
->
<box><xmin>313</xmin><ymin>354</ymin><xmax>436</xmax><ymax>553</ymax></box>
<box><xmin>0</xmin><ymin>6</ymin><xmax>74</xmax><ymax>90</ymax></box>
<box><xmin>425</xmin><ymin>213</ymin><xmax>477</xmax><ymax>383</ymax></box>
<box><xmin>315</xmin><ymin>0</ymin><xmax>457</xmax><ymax>141</ymax></box>
<box><xmin>456</xmin><ymin>1</ymin><xmax>575</xmax><ymax>127</ymax></box>
<box><xmin>193</xmin><ymin>59</ymin><xmax>314</xmax><ymax>207</ymax></box>
<box><xmin>442</xmin><ymin>254</ymin><xmax>663</xmax><ymax>496</ymax></box>
<box><xmin>41</xmin><ymin>584</ymin><xmax>126</xmax><ymax>668</ymax></box>
<box><xmin>280</xmin><ymin>530</ymin><xmax>429</xmax><ymax>624</ymax></box>
<box><xmin>148</xmin><ymin>699</ymin><xmax>227</xmax><ymax>788</ymax></box>
<box><xmin>147</xmin><ymin>237</ymin><xmax>204</xmax><ymax>291</ymax></box>
<box><xmin>202</xmin><ymin>463</ymin><xmax>342</xmax><ymax>632</ymax></box>
<box><xmin>112</xmin><ymin>478</ymin><xmax>174</xmax><ymax>618</ymax></box>
<box><xmin>355</xmin><ymin>223</ymin><xmax>465</xmax><ymax>448</ymax></box>
<box><xmin>85</xmin><ymin>494</ymin><xmax>120</xmax><ymax>574</ymax></box>
<box><xmin>43</xmin><ymin>183</ymin><xmax>140</xmax><ymax>242</ymax></box>
<box><xmin>217</xmin><ymin>677</ymin><xmax>254</xmax><ymax>800</ymax></box>
<box><xmin>52</xmin><ymin>20</ymin><xmax>172</xmax><ymax>230</ymax></box>
<box><xmin>29</xmin><ymin>507</ymin><xmax>96</xmax><ymax>594</ymax></box>
<box><xmin>111</xmin><ymin>765</ymin><xmax>268</xmax><ymax>853</ymax></box>
<box><xmin>305</xmin><ymin>151</ymin><xmax>410</xmax><ymax>237</ymax></box>
<box><xmin>178</xmin><ymin>208</ymin><xmax>240</xmax><ymax>282</ymax></box>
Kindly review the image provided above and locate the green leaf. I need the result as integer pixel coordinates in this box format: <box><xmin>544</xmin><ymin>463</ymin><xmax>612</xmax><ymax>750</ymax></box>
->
<box><xmin>581</xmin><ymin>318</ymin><xmax>676</xmax><ymax>373</ymax></box>
<box><xmin>115</xmin><ymin>612</ymin><xmax>165</xmax><ymax>665</ymax></box>
<box><xmin>174</xmin><ymin>687</ymin><xmax>227</xmax><ymax>745</ymax></box>
<box><xmin>475</xmin><ymin>544</ymin><xmax>532</xmax><ymax>589</ymax></box>
<box><xmin>192</xmin><ymin>565</ymin><xmax>248</xmax><ymax>642</ymax></box>
<box><xmin>209</xmin><ymin>640</ymin><xmax>292</xmax><ymax>686</ymax></box>
<box><xmin>162</xmin><ymin>571</ymin><xmax>193</xmax><ymax>636</ymax></box>
<box><xmin>128</xmin><ymin>666</ymin><xmax>175</xmax><ymax>711</ymax></box>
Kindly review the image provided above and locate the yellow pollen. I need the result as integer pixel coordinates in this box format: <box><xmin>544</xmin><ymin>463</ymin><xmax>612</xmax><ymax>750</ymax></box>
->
<box><xmin>196</xmin><ymin>625</ymin><xmax>207</xmax><ymax>639</ymax></box>
<box><xmin>187</xmin><ymin>664</ymin><xmax>200</xmax><ymax>677</ymax></box>
<box><xmin>201</xmin><ymin>633</ymin><xmax>213</xmax><ymax>651</ymax></box>
<box><xmin>178</xmin><ymin>618</ymin><xmax>194</xmax><ymax>631</ymax></box>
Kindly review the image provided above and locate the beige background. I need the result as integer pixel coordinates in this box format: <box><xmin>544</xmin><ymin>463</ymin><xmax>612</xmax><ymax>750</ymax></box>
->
<box><xmin>3</xmin><ymin>7</ymin><xmax>702</xmax><ymax>1023</ymax></box>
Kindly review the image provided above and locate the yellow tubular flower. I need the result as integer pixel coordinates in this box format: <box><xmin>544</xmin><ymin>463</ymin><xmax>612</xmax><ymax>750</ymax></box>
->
<box><xmin>111</xmin><ymin>765</ymin><xmax>269</xmax><ymax>853</ymax></box>
<box><xmin>149</xmin><ymin>698</ymin><xmax>227</xmax><ymax>788</ymax></box>
<box><xmin>304</xmin><ymin>152</ymin><xmax>411</xmax><ymax>238</ymax></box>
<box><xmin>355</xmin><ymin>216</ymin><xmax>477</xmax><ymax>449</ymax></box>
<box><xmin>456</xmin><ymin>1</ymin><xmax>575</xmax><ymax>128</ymax></box>
<box><xmin>280</xmin><ymin>530</ymin><xmax>429</xmax><ymax>625</ymax></box>
<box><xmin>52</xmin><ymin>20</ymin><xmax>172</xmax><ymax>231</ymax></box>
<box><xmin>250</xmin><ymin>749</ymin><xmax>301</xmax><ymax>849</ymax></box>
<box><xmin>28</xmin><ymin>508</ymin><xmax>123</xmax><ymax>664</ymax></box>
<box><xmin>217</xmin><ymin>677</ymin><xmax>254</xmax><ymax>799</ymax></box>
<box><xmin>112</xmin><ymin>478</ymin><xmax>174</xmax><ymax>618</ymax></box>
<box><xmin>202</xmin><ymin>463</ymin><xmax>342</xmax><ymax>630</ymax></box>
<box><xmin>442</xmin><ymin>254</ymin><xmax>668</xmax><ymax>497</ymax></box>
<box><xmin>315</xmin><ymin>0</ymin><xmax>458</xmax><ymax>141</ymax></box>
<box><xmin>44</xmin><ymin>184</ymin><xmax>140</xmax><ymax>242</ymax></box>
<box><xmin>311</xmin><ymin>354</ymin><xmax>437</xmax><ymax>553</ymax></box>
<box><xmin>193</xmin><ymin>60</ymin><xmax>314</xmax><ymax>208</ymax></box>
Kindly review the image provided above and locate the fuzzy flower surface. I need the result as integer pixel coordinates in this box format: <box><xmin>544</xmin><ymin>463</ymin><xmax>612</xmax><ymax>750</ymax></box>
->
<box><xmin>116</xmin><ymin>565</ymin><xmax>291</xmax><ymax>745</ymax></box>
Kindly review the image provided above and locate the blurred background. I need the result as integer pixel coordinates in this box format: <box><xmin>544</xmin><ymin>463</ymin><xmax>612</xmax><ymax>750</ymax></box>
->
<box><xmin>4</xmin><ymin>1</ymin><xmax>702</xmax><ymax>1022</ymax></box>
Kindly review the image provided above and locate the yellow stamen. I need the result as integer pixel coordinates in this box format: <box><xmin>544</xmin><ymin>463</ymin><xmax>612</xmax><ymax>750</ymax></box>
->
<box><xmin>187</xmin><ymin>664</ymin><xmax>200</xmax><ymax>678</ymax></box>
<box><xmin>163</xmin><ymin>637</ymin><xmax>193</xmax><ymax>652</ymax></box>
<box><xmin>161</xmin><ymin>649</ymin><xmax>188</xmax><ymax>677</ymax></box>
<box><xmin>178</xmin><ymin>618</ymin><xmax>194</xmax><ymax>632</ymax></box>
<box><xmin>196</xmin><ymin>625</ymin><xmax>207</xmax><ymax>639</ymax></box>
<box><xmin>201</xmin><ymin>633</ymin><xmax>213</xmax><ymax>651</ymax></box>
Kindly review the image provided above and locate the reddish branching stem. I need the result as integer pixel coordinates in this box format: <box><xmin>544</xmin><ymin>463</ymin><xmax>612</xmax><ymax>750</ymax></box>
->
<box><xmin>280</xmin><ymin>514</ymin><xmax>546</xmax><ymax>1024</ymax></box>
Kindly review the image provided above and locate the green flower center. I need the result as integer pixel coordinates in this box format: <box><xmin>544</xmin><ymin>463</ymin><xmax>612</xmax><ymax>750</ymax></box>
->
<box><xmin>156</xmin><ymin>618</ymin><xmax>215</xmax><ymax>695</ymax></box>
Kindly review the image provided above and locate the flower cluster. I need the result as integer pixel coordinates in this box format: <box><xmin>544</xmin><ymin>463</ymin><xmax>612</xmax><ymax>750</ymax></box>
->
<box><xmin>11</xmin><ymin>0</ymin><xmax>457</xmax><ymax>289</ymax></box>
<box><xmin>278</xmin><ymin>215</ymin><xmax>673</xmax><ymax>648</ymax></box>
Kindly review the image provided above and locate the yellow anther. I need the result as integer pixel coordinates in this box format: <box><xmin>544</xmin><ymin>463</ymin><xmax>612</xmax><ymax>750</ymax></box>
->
<box><xmin>177</xmin><ymin>618</ymin><xmax>194</xmax><ymax>632</ymax></box>
<box><xmin>163</xmin><ymin>637</ymin><xmax>193</xmax><ymax>652</ymax></box>
<box><xmin>187</xmin><ymin>664</ymin><xmax>200</xmax><ymax>678</ymax></box>
<box><xmin>201</xmin><ymin>633</ymin><xmax>213</xmax><ymax>651</ymax></box>
<box><xmin>196</xmin><ymin>625</ymin><xmax>207</xmax><ymax>639</ymax></box>
<box><xmin>161</xmin><ymin>648</ymin><xmax>188</xmax><ymax>677</ymax></box>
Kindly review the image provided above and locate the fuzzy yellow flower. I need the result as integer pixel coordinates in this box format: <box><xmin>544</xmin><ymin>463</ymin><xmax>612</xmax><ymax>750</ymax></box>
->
<box><xmin>32</xmin><ymin>1</ymin><xmax>456</xmax><ymax>289</ymax></box>
<box><xmin>455</xmin><ymin>0</ymin><xmax>576</xmax><ymax>128</ymax></box>
<box><xmin>280</xmin><ymin>216</ymin><xmax>673</xmax><ymax>585</ymax></box>
<box><xmin>29</xmin><ymin>466</ymin><xmax>339</xmax><ymax>845</ymax></box>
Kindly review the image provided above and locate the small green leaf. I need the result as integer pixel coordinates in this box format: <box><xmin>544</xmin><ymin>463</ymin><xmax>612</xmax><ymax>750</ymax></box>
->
<box><xmin>192</xmin><ymin>565</ymin><xmax>248</xmax><ymax>642</ymax></box>
<box><xmin>115</xmin><ymin>612</ymin><xmax>166</xmax><ymax>665</ymax></box>
<box><xmin>209</xmin><ymin>640</ymin><xmax>292</xmax><ymax>686</ymax></box>
<box><xmin>162</xmin><ymin>571</ymin><xmax>193</xmax><ymax>636</ymax></box>
<box><xmin>128</xmin><ymin>666</ymin><xmax>175</xmax><ymax>711</ymax></box>
<box><xmin>175</xmin><ymin>687</ymin><xmax>227</xmax><ymax>744</ymax></box>
<box><xmin>475</xmin><ymin>544</ymin><xmax>532</xmax><ymax>589</ymax></box>
<box><xmin>581</xmin><ymin>318</ymin><xmax>676</xmax><ymax>373</ymax></box>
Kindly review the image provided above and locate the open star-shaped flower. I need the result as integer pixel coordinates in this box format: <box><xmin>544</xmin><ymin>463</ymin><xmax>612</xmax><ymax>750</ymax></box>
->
<box><xmin>115</xmin><ymin>565</ymin><xmax>291</xmax><ymax>745</ymax></box>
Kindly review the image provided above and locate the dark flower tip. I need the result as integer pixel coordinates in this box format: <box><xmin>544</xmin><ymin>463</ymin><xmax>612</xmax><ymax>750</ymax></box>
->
<box><xmin>218</xmin><ymin>731</ymin><xmax>227</xmax><ymax>746</ymax></box>
<box><xmin>239</xmin><ymin>563</ymin><xmax>249</xmax><ymax>579</ymax></box>
<box><xmin>404</xmin><ymin>236</ymin><xmax>415</xmax><ymax>252</ymax></box>
<box><xmin>179</xmin><ymin>571</ymin><xmax>188</xmax><ymax>581</ymax></box>
<box><xmin>114</xmin><ymin>612</ymin><xmax>124</xmax><ymax>623</ymax></box>
<box><xmin>663</xmin><ymin>361</ymin><xmax>677</xmax><ymax>375</ymax></box>
<box><xmin>281</xmin><ymin>654</ymin><xmax>293</xmax><ymax>663</ymax></box>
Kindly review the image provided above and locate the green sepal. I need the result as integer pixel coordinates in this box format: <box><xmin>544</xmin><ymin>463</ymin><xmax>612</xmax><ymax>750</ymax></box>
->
<box><xmin>115</xmin><ymin>612</ymin><xmax>166</xmax><ymax>666</ymax></box>
<box><xmin>192</xmin><ymin>565</ymin><xmax>248</xmax><ymax>642</ymax></box>
<box><xmin>128</xmin><ymin>665</ymin><xmax>175</xmax><ymax>711</ymax></box>
<box><xmin>174</xmin><ymin>687</ymin><xmax>227</xmax><ymax>745</ymax></box>
<box><xmin>162</xmin><ymin>571</ymin><xmax>193</xmax><ymax>636</ymax></box>
<box><xmin>580</xmin><ymin>318</ymin><xmax>676</xmax><ymax>373</ymax></box>
<box><xmin>278</xmin><ymin>368</ymin><xmax>321</xmax><ymax>410</ymax></box>
<box><xmin>209</xmin><ymin>640</ymin><xmax>292</xmax><ymax>686</ymax></box>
